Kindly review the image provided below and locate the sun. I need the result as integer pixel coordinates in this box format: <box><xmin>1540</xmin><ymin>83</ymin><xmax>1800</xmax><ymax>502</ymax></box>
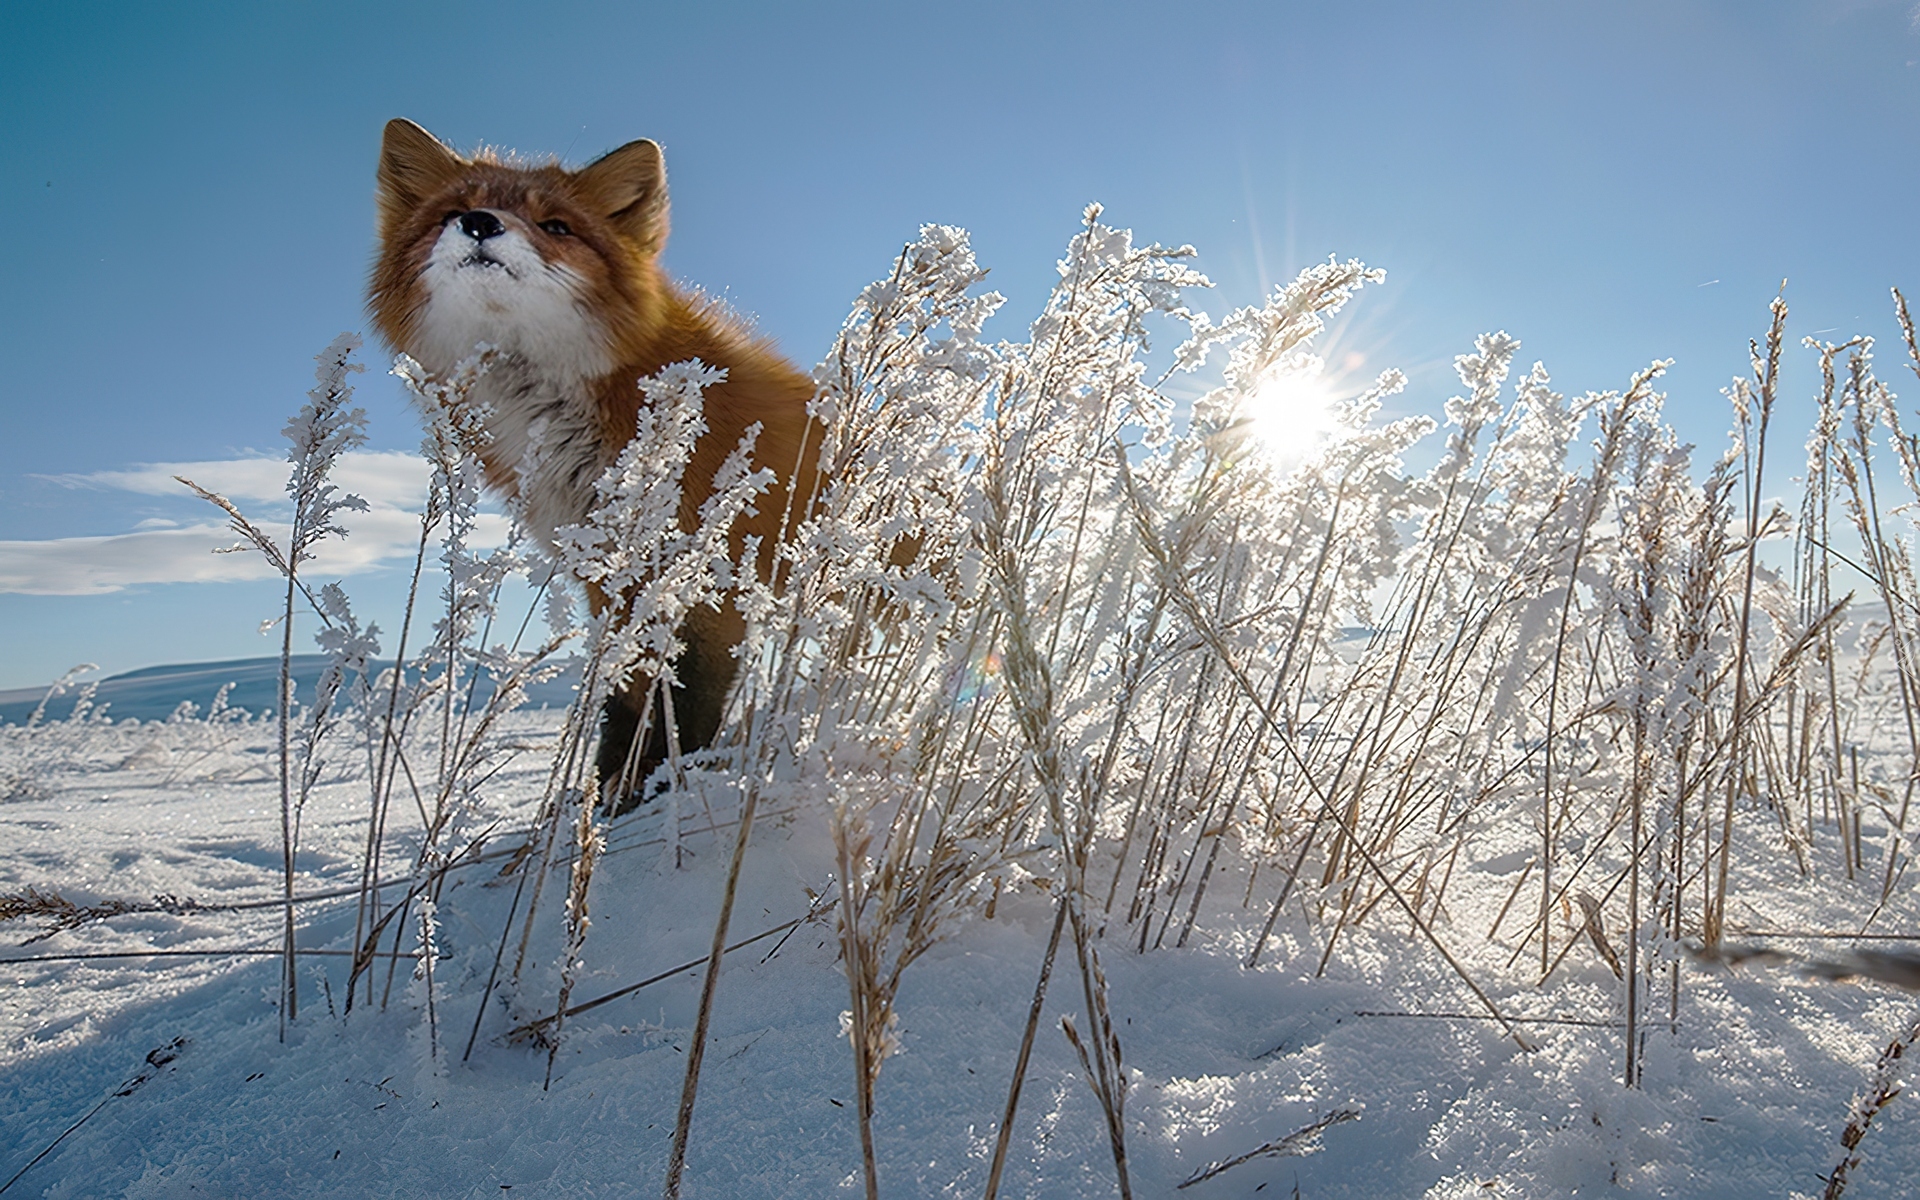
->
<box><xmin>1237</xmin><ymin>360</ymin><xmax>1344</xmax><ymax>464</ymax></box>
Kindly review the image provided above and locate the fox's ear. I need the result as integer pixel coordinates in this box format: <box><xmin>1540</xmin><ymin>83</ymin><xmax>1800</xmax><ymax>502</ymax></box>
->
<box><xmin>377</xmin><ymin>119</ymin><xmax>466</xmax><ymax>213</ymax></box>
<box><xmin>576</xmin><ymin>138</ymin><xmax>669</xmax><ymax>253</ymax></box>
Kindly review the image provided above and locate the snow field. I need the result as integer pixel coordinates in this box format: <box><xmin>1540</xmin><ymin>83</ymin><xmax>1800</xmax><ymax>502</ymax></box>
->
<box><xmin>3</xmin><ymin>712</ymin><xmax>1919</xmax><ymax>1197</ymax></box>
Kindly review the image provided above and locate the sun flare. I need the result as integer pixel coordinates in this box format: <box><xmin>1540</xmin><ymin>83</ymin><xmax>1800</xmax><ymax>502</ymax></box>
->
<box><xmin>1238</xmin><ymin>362</ymin><xmax>1344</xmax><ymax>464</ymax></box>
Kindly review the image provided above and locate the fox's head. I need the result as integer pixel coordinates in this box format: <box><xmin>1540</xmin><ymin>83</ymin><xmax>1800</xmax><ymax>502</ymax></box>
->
<box><xmin>368</xmin><ymin>118</ymin><xmax>671</xmax><ymax>382</ymax></box>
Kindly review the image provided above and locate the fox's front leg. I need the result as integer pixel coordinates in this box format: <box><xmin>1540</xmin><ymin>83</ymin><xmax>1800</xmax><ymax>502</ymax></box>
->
<box><xmin>596</xmin><ymin>603</ymin><xmax>745</xmax><ymax>813</ymax></box>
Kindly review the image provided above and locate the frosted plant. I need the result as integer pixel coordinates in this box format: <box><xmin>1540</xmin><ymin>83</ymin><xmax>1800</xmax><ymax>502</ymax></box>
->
<box><xmin>24</xmin><ymin>663</ymin><xmax>100</xmax><ymax>732</ymax></box>
<box><xmin>744</xmin><ymin>224</ymin><xmax>1000</xmax><ymax>698</ymax></box>
<box><xmin>1606</xmin><ymin>414</ymin><xmax>1691</xmax><ymax>1084</ymax></box>
<box><xmin>395</xmin><ymin>345</ymin><xmax>562</xmax><ymax>773</ymax></box>
<box><xmin>340</xmin><ymin>348</ymin><xmax>573</xmax><ymax>1014</ymax></box>
<box><xmin>446</xmin><ymin>358</ymin><xmax>777</xmax><ymax>1142</ymax></box>
<box><xmin>0</xmin><ymin>666</ymin><xmax>116</xmax><ymax>793</ymax></box>
<box><xmin>411</xmin><ymin>897</ymin><xmax>443</xmax><ymax>1068</ymax></box>
<box><xmin>543</xmin><ymin>794</ymin><xmax>602</xmax><ymax>1089</ymax></box>
<box><xmin>50</xmin><ymin>207</ymin><xmax>1920</xmax><ymax>1197</ymax></box>
<box><xmin>1822</xmin><ymin>1012</ymin><xmax>1920</xmax><ymax>1199</ymax></box>
<box><xmin>556</xmin><ymin>361</ymin><xmax>771</xmax><ymax>711</ymax></box>
<box><xmin>176</xmin><ymin>332</ymin><xmax>369</xmax><ymax>1038</ymax></box>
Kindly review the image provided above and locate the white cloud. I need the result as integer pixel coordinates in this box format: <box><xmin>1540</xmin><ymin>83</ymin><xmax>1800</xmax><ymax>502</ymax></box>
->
<box><xmin>39</xmin><ymin>450</ymin><xmax>432</xmax><ymax>508</ymax></box>
<box><xmin>3</xmin><ymin>453</ymin><xmax>513</xmax><ymax>596</ymax></box>
<box><xmin>0</xmin><ymin>523</ymin><xmax>280</xmax><ymax>595</ymax></box>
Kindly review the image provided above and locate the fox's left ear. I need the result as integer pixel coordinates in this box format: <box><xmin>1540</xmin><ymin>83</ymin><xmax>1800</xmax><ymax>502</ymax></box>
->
<box><xmin>577</xmin><ymin>139</ymin><xmax>669</xmax><ymax>254</ymax></box>
<box><xmin>378</xmin><ymin>119</ymin><xmax>466</xmax><ymax>209</ymax></box>
<box><xmin>376</xmin><ymin>119</ymin><xmax>468</xmax><ymax>246</ymax></box>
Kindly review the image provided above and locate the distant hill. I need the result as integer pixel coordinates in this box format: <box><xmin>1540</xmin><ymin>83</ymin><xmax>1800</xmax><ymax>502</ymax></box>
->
<box><xmin>0</xmin><ymin>655</ymin><xmax>581</xmax><ymax>725</ymax></box>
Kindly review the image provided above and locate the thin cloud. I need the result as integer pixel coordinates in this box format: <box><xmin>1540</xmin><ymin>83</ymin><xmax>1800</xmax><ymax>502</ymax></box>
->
<box><xmin>3</xmin><ymin>454</ymin><xmax>511</xmax><ymax>596</ymax></box>
<box><xmin>38</xmin><ymin>450</ymin><xmax>431</xmax><ymax>508</ymax></box>
<box><xmin>1</xmin><ymin>522</ymin><xmax>285</xmax><ymax>595</ymax></box>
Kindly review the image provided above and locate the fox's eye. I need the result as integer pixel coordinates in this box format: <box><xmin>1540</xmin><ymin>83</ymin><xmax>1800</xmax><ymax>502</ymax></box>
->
<box><xmin>538</xmin><ymin>219</ymin><xmax>573</xmax><ymax>237</ymax></box>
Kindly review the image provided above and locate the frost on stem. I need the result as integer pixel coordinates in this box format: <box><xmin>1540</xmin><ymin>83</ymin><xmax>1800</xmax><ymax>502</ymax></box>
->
<box><xmin>555</xmin><ymin>360</ymin><xmax>773</xmax><ymax>695</ymax></box>
<box><xmin>1824</xmin><ymin>1016</ymin><xmax>1920</xmax><ymax>1200</ymax></box>
<box><xmin>175</xmin><ymin>333</ymin><xmax>371</xmax><ymax>588</ymax></box>
<box><xmin>284</xmin><ymin>334</ymin><xmax>373</xmax><ymax>566</ymax></box>
<box><xmin>171</xmin><ymin>333</ymin><xmax>375</xmax><ymax>1037</ymax></box>
<box><xmin>1185</xmin><ymin>256</ymin><xmax>1386</xmax><ymax>441</ymax></box>
<box><xmin>395</xmin><ymin>346</ymin><xmax>543</xmax><ymax>708</ymax></box>
<box><xmin>412</xmin><ymin>897</ymin><xmax>443</xmax><ymax>1066</ymax></box>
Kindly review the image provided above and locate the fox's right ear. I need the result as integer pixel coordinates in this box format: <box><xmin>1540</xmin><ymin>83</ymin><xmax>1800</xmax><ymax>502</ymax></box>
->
<box><xmin>576</xmin><ymin>139</ymin><xmax>669</xmax><ymax>254</ymax></box>
<box><xmin>377</xmin><ymin>119</ymin><xmax>466</xmax><ymax>222</ymax></box>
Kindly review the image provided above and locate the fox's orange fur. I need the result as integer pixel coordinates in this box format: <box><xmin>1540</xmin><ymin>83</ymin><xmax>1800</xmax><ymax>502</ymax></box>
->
<box><xmin>368</xmin><ymin>118</ymin><xmax>820</xmax><ymax>799</ymax></box>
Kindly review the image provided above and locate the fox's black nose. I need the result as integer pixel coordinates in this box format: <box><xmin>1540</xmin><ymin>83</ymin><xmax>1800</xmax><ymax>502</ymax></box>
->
<box><xmin>458</xmin><ymin>210</ymin><xmax>505</xmax><ymax>241</ymax></box>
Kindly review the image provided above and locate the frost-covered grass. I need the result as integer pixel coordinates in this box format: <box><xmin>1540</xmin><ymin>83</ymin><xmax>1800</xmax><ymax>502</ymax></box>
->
<box><xmin>7</xmin><ymin>212</ymin><xmax>1920</xmax><ymax>1197</ymax></box>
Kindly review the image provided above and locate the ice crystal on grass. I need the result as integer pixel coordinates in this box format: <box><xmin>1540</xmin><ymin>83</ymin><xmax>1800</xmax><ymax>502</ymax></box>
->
<box><xmin>557</xmin><ymin>361</ymin><xmax>772</xmax><ymax>694</ymax></box>
<box><xmin>283</xmin><ymin>334</ymin><xmax>372</xmax><ymax>562</ymax></box>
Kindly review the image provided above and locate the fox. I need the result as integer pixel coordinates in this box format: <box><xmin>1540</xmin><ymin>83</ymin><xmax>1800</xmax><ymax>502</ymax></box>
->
<box><xmin>367</xmin><ymin>118</ymin><xmax>821</xmax><ymax>806</ymax></box>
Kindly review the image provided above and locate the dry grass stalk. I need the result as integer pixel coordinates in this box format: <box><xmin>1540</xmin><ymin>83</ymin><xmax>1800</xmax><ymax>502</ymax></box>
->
<box><xmin>0</xmin><ymin>887</ymin><xmax>209</xmax><ymax>945</ymax></box>
<box><xmin>543</xmin><ymin>791</ymin><xmax>602</xmax><ymax>1089</ymax></box>
<box><xmin>662</xmin><ymin>767</ymin><xmax>765</xmax><ymax>1199</ymax></box>
<box><xmin>832</xmin><ymin>808</ymin><xmax>887</xmax><ymax>1200</ymax></box>
<box><xmin>504</xmin><ymin>913</ymin><xmax>810</xmax><ymax>1045</ymax></box>
<box><xmin>983</xmin><ymin>898</ymin><xmax>1068</xmax><ymax>1200</ymax></box>
<box><xmin>1706</xmin><ymin>296</ymin><xmax>1788</xmax><ymax>950</ymax></box>
<box><xmin>1116</xmin><ymin>444</ymin><xmax>1533</xmax><ymax>1051</ymax></box>
<box><xmin>0</xmin><ymin>1038</ymin><xmax>189</xmax><ymax>1196</ymax></box>
<box><xmin>178</xmin><ymin>332</ymin><xmax>370</xmax><ymax>1040</ymax></box>
<box><xmin>1823</xmin><ymin>1014</ymin><xmax>1920</xmax><ymax>1199</ymax></box>
<box><xmin>1175</xmin><ymin>1108</ymin><xmax>1361</xmax><ymax>1190</ymax></box>
<box><xmin>827</xmin><ymin>720</ymin><xmax>1029</xmax><ymax>1196</ymax></box>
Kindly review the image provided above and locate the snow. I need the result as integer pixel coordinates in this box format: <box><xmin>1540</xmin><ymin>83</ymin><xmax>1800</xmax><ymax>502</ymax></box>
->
<box><xmin>2</xmin><ymin>708</ymin><xmax>1918</xmax><ymax>1198</ymax></box>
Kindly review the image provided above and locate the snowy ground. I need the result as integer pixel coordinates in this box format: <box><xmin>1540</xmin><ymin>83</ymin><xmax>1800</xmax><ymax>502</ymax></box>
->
<box><xmin>5</xmin><ymin>709</ymin><xmax>1920</xmax><ymax>1198</ymax></box>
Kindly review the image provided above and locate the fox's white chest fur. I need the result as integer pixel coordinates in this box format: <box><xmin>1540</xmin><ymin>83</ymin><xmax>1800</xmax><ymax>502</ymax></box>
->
<box><xmin>414</xmin><ymin>220</ymin><xmax>612</xmax><ymax>546</ymax></box>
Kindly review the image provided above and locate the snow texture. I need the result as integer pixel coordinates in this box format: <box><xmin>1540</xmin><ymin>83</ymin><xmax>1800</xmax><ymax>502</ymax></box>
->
<box><xmin>2</xmin><ymin>715</ymin><xmax>1918</xmax><ymax>1197</ymax></box>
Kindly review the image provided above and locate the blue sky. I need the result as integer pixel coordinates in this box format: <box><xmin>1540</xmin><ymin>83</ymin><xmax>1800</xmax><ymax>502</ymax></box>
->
<box><xmin>3</xmin><ymin>0</ymin><xmax>1919</xmax><ymax>689</ymax></box>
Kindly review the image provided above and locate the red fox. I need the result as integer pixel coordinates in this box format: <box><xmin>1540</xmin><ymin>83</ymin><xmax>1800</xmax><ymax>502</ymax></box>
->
<box><xmin>368</xmin><ymin>118</ymin><xmax>820</xmax><ymax>804</ymax></box>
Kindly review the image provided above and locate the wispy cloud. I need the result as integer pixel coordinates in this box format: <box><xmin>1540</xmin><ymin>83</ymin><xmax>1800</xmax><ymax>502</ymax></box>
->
<box><xmin>3</xmin><ymin>452</ymin><xmax>510</xmax><ymax>596</ymax></box>
<box><xmin>38</xmin><ymin>450</ymin><xmax>430</xmax><ymax>508</ymax></box>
